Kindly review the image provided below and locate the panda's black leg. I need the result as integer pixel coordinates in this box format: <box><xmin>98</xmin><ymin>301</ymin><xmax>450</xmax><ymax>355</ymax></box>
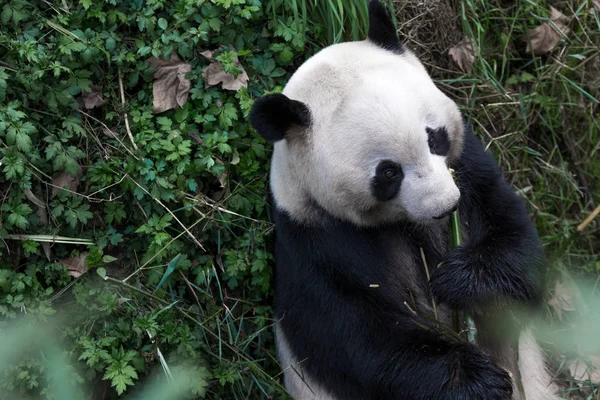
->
<box><xmin>429</xmin><ymin>125</ymin><xmax>544</xmax><ymax>311</ymax></box>
<box><xmin>367</xmin><ymin>327</ymin><xmax>514</xmax><ymax>399</ymax></box>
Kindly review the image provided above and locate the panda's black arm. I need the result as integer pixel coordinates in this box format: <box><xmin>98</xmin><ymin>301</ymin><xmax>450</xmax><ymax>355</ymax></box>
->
<box><xmin>430</xmin><ymin>126</ymin><xmax>544</xmax><ymax>311</ymax></box>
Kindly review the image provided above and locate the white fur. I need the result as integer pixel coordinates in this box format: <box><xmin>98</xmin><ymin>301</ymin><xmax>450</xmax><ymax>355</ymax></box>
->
<box><xmin>275</xmin><ymin>322</ymin><xmax>337</xmax><ymax>400</ymax></box>
<box><xmin>271</xmin><ymin>40</ymin><xmax>464</xmax><ymax>226</ymax></box>
<box><xmin>518</xmin><ymin>327</ymin><xmax>560</xmax><ymax>400</ymax></box>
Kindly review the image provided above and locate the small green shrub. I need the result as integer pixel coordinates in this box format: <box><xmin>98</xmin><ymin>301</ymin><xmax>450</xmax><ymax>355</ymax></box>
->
<box><xmin>0</xmin><ymin>0</ymin><xmax>314</xmax><ymax>398</ymax></box>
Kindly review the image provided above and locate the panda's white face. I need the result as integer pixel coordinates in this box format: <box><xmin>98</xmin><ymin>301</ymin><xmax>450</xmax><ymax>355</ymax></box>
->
<box><xmin>266</xmin><ymin>40</ymin><xmax>464</xmax><ymax>227</ymax></box>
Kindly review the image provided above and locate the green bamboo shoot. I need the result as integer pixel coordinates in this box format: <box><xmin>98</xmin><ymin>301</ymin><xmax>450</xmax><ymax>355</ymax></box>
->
<box><xmin>449</xmin><ymin>169</ymin><xmax>477</xmax><ymax>343</ymax></box>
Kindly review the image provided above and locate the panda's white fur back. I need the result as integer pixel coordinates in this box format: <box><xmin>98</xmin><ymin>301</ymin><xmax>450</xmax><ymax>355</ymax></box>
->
<box><xmin>518</xmin><ymin>328</ymin><xmax>560</xmax><ymax>400</ymax></box>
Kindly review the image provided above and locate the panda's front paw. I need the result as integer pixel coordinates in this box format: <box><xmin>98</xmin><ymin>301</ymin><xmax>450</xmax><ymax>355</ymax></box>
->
<box><xmin>429</xmin><ymin>246</ymin><xmax>480</xmax><ymax>310</ymax></box>
<box><xmin>451</xmin><ymin>343</ymin><xmax>514</xmax><ymax>400</ymax></box>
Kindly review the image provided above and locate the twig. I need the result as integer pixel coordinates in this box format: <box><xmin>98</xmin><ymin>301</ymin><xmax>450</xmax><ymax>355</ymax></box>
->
<box><xmin>577</xmin><ymin>204</ymin><xmax>600</xmax><ymax>232</ymax></box>
<box><xmin>2</xmin><ymin>234</ymin><xmax>93</xmax><ymax>245</ymax></box>
<box><xmin>79</xmin><ymin>110</ymin><xmax>139</xmax><ymax>160</ymax></box>
<box><xmin>179</xmin><ymin>270</ymin><xmax>203</xmax><ymax>312</ymax></box>
<box><xmin>404</xmin><ymin>301</ymin><xmax>418</xmax><ymax>316</ymax></box>
<box><xmin>128</xmin><ymin>177</ymin><xmax>206</xmax><ymax>251</ymax></box>
<box><xmin>103</xmin><ymin>276</ymin><xmax>170</xmax><ymax>305</ymax></box>
<box><xmin>118</xmin><ymin>68</ymin><xmax>138</xmax><ymax>150</ymax></box>
<box><xmin>420</xmin><ymin>247</ymin><xmax>438</xmax><ymax>321</ymax></box>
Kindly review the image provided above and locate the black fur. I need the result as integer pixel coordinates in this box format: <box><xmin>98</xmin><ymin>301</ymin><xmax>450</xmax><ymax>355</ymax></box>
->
<box><xmin>249</xmin><ymin>94</ymin><xmax>311</xmax><ymax>142</ymax></box>
<box><xmin>367</xmin><ymin>0</ymin><xmax>403</xmax><ymax>53</ymax></box>
<box><xmin>371</xmin><ymin>160</ymin><xmax>403</xmax><ymax>201</ymax></box>
<box><xmin>273</xmin><ymin>124</ymin><xmax>542</xmax><ymax>399</ymax></box>
<box><xmin>427</xmin><ymin>126</ymin><xmax>451</xmax><ymax>156</ymax></box>
<box><xmin>429</xmin><ymin>126</ymin><xmax>543</xmax><ymax>312</ymax></box>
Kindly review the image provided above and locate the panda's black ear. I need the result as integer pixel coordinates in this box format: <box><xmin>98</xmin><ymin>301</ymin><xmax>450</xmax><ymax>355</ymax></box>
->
<box><xmin>249</xmin><ymin>94</ymin><xmax>311</xmax><ymax>142</ymax></box>
<box><xmin>367</xmin><ymin>0</ymin><xmax>403</xmax><ymax>53</ymax></box>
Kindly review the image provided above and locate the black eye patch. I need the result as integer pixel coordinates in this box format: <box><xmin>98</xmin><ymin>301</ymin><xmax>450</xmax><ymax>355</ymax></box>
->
<box><xmin>371</xmin><ymin>160</ymin><xmax>403</xmax><ymax>201</ymax></box>
<box><xmin>426</xmin><ymin>127</ymin><xmax>451</xmax><ymax>156</ymax></box>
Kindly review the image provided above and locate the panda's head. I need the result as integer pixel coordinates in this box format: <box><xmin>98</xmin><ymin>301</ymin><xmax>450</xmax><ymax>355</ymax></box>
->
<box><xmin>250</xmin><ymin>0</ymin><xmax>464</xmax><ymax>227</ymax></box>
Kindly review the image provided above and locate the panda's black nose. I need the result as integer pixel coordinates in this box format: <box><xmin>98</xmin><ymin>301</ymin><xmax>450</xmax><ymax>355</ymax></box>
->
<box><xmin>433</xmin><ymin>204</ymin><xmax>458</xmax><ymax>220</ymax></box>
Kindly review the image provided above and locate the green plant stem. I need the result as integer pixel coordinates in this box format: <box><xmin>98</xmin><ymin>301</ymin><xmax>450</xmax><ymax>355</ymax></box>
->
<box><xmin>449</xmin><ymin>170</ymin><xmax>477</xmax><ymax>344</ymax></box>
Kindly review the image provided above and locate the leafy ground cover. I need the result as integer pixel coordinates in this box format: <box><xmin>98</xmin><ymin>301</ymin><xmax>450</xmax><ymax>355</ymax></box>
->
<box><xmin>0</xmin><ymin>0</ymin><xmax>598</xmax><ymax>399</ymax></box>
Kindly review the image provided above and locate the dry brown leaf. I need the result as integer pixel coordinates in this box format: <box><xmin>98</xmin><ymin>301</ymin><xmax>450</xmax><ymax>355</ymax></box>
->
<box><xmin>593</xmin><ymin>0</ymin><xmax>600</xmax><ymax>12</ymax></box>
<box><xmin>523</xmin><ymin>7</ymin><xmax>570</xmax><ymax>55</ymax></box>
<box><xmin>569</xmin><ymin>356</ymin><xmax>600</xmax><ymax>384</ymax></box>
<box><xmin>201</xmin><ymin>50</ymin><xmax>248</xmax><ymax>91</ymax></box>
<box><xmin>200</xmin><ymin>50</ymin><xmax>215</xmax><ymax>62</ymax></box>
<box><xmin>548</xmin><ymin>280</ymin><xmax>575</xmax><ymax>321</ymax></box>
<box><xmin>448</xmin><ymin>38</ymin><xmax>477</xmax><ymax>73</ymax></box>
<box><xmin>51</xmin><ymin>165</ymin><xmax>83</xmax><ymax>198</ymax></box>
<box><xmin>81</xmin><ymin>86</ymin><xmax>107</xmax><ymax>109</ymax></box>
<box><xmin>218</xmin><ymin>172</ymin><xmax>228</xmax><ymax>188</ymax></box>
<box><xmin>60</xmin><ymin>252</ymin><xmax>88</xmax><ymax>278</ymax></box>
<box><xmin>448</xmin><ymin>37</ymin><xmax>478</xmax><ymax>73</ymax></box>
<box><xmin>547</xmin><ymin>279</ymin><xmax>585</xmax><ymax>321</ymax></box>
<box><xmin>215</xmin><ymin>253</ymin><xmax>225</xmax><ymax>273</ymax></box>
<box><xmin>148</xmin><ymin>55</ymin><xmax>192</xmax><ymax>114</ymax></box>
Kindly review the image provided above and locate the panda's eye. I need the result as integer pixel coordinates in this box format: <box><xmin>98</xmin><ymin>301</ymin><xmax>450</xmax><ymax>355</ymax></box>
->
<box><xmin>383</xmin><ymin>168</ymin><xmax>396</xmax><ymax>179</ymax></box>
<box><xmin>376</xmin><ymin>162</ymin><xmax>400</xmax><ymax>180</ymax></box>
<box><xmin>372</xmin><ymin>160</ymin><xmax>403</xmax><ymax>202</ymax></box>
<box><xmin>426</xmin><ymin>127</ymin><xmax>451</xmax><ymax>156</ymax></box>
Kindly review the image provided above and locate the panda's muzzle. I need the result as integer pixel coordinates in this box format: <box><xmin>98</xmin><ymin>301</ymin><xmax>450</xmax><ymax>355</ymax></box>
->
<box><xmin>433</xmin><ymin>204</ymin><xmax>458</xmax><ymax>220</ymax></box>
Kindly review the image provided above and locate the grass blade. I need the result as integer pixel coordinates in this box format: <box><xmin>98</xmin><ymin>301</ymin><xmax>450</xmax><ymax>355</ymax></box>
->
<box><xmin>155</xmin><ymin>254</ymin><xmax>182</xmax><ymax>291</ymax></box>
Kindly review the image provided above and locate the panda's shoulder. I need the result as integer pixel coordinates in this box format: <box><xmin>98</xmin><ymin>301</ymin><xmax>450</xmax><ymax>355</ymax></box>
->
<box><xmin>454</xmin><ymin>124</ymin><xmax>502</xmax><ymax>180</ymax></box>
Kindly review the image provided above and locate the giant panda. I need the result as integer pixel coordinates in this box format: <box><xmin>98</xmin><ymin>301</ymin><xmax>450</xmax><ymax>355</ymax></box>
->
<box><xmin>249</xmin><ymin>1</ymin><xmax>559</xmax><ymax>399</ymax></box>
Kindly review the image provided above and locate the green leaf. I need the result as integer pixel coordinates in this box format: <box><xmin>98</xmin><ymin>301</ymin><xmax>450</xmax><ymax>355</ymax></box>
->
<box><xmin>158</xmin><ymin>18</ymin><xmax>168</xmax><ymax>30</ymax></box>
<box><xmin>155</xmin><ymin>254</ymin><xmax>181</xmax><ymax>290</ymax></box>
<box><xmin>1</xmin><ymin>6</ymin><xmax>12</xmax><ymax>24</ymax></box>
<box><xmin>218</xmin><ymin>102</ymin><xmax>238</xmax><ymax>128</ymax></box>
<box><xmin>75</xmin><ymin>203</ymin><xmax>93</xmax><ymax>225</ymax></box>
<box><xmin>0</xmin><ymin>68</ymin><xmax>8</xmax><ymax>101</ymax></box>
<box><xmin>14</xmin><ymin>204</ymin><xmax>33</xmax><ymax>215</ymax></box>
<box><xmin>103</xmin><ymin>358</ymin><xmax>138</xmax><ymax>395</ymax></box>
<box><xmin>96</xmin><ymin>267</ymin><xmax>106</xmax><ymax>279</ymax></box>
<box><xmin>108</xmin><ymin>372</ymin><xmax>134</xmax><ymax>395</ymax></box>
<box><xmin>279</xmin><ymin>46</ymin><xmax>294</xmax><ymax>62</ymax></box>
<box><xmin>7</xmin><ymin>213</ymin><xmax>29</xmax><ymax>229</ymax></box>
<box><xmin>105</xmin><ymin>37</ymin><xmax>116</xmax><ymax>52</ymax></box>
<box><xmin>65</xmin><ymin>209</ymin><xmax>79</xmax><ymax>228</ymax></box>
<box><xmin>208</xmin><ymin>18</ymin><xmax>222</xmax><ymax>32</ymax></box>
<box><xmin>102</xmin><ymin>255</ymin><xmax>118</xmax><ymax>264</ymax></box>
<box><xmin>217</xmin><ymin>142</ymin><xmax>231</xmax><ymax>153</ymax></box>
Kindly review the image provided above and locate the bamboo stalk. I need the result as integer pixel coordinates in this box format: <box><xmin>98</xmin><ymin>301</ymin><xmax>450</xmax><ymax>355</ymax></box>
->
<box><xmin>449</xmin><ymin>169</ymin><xmax>477</xmax><ymax>343</ymax></box>
<box><xmin>3</xmin><ymin>234</ymin><xmax>94</xmax><ymax>245</ymax></box>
